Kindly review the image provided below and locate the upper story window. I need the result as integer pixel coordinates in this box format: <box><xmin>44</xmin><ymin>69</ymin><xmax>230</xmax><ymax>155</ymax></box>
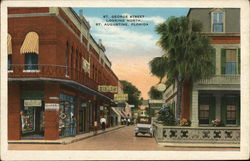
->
<box><xmin>25</xmin><ymin>53</ymin><xmax>38</xmax><ymax>70</ymax></box>
<box><xmin>211</xmin><ymin>9</ymin><xmax>225</xmax><ymax>33</ymax></box>
<box><xmin>225</xmin><ymin>49</ymin><xmax>236</xmax><ymax>74</ymax></box>
<box><xmin>221</xmin><ymin>48</ymin><xmax>240</xmax><ymax>75</ymax></box>
<box><xmin>20</xmin><ymin>32</ymin><xmax>39</xmax><ymax>71</ymax></box>
<box><xmin>7</xmin><ymin>33</ymin><xmax>12</xmax><ymax>70</ymax></box>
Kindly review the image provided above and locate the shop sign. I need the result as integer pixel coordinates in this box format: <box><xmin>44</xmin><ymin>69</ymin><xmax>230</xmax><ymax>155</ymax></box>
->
<box><xmin>45</xmin><ymin>103</ymin><xmax>59</xmax><ymax>111</ymax></box>
<box><xmin>24</xmin><ymin>100</ymin><xmax>42</xmax><ymax>107</ymax></box>
<box><xmin>114</xmin><ymin>94</ymin><xmax>128</xmax><ymax>101</ymax></box>
<box><xmin>49</xmin><ymin>97</ymin><xmax>59</xmax><ymax>100</ymax></box>
<box><xmin>98</xmin><ymin>85</ymin><xmax>118</xmax><ymax>93</ymax></box>
<box><xmin>81</xmin><ymin>103</ymin><xmax>87</xmax><ymax>107</ymax></box>
<box><xmin>149</xmin><ymin>99</ymin><xmax>165</xmax><ymax>104</ymax></box>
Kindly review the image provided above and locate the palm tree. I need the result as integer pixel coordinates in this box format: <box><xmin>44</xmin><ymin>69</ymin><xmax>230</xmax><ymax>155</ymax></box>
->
<box><xmin>150</xmin><ymin>16</ymin><xmax>213</xmax><ymax>122</ymax></box>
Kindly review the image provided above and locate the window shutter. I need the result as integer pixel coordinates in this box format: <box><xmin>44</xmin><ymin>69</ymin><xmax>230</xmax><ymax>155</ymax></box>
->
<box><xmin>221</xmin><ymin>49</ymin><xmax>226</xmax><ymax>74</ymax></box>
<box><xmin>236</xmin><ymin>95</ymin><xmax>240</xmax><ymax>126</ymax></box>
<box><xmin>221</xmin><ymin>97</ymin><xmax>226</xmax><ymax>125</ymax></box>
<box><xmin>238</xmin><ymin>48</ymin><xmax>241</xmax><ymax>74</ymax></box>
<box><xmin>209</xmin><ymin>96</ymin><xmax>216</xmax><ymax>125</ymax></box>
<box><xmin>211</xmin><ymin>48</ymin><xmax>216</xmax><ymax>74</ymax></box>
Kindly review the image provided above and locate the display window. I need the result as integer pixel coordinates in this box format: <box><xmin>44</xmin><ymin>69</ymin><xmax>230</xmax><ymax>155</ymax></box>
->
<box><xmin>59</xmin><ymin>94</ymin><xmax>76</xmax><ymax>137</ymax></box>
<box><xmin>21</xmin><ymin>107</ymin><xmax>35</xmax><ymax>133</ymax></box>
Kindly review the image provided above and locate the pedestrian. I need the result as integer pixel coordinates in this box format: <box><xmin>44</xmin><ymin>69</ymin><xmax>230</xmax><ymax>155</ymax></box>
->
<box><xmin>100</xmin><ymin>116</ymin><xmax>106</xmax><ymax>131</ymax></box>
<box><xmin>127</xmin><ymin>118</ymin><xmax>131</xmax><ymax>126</ymax></box>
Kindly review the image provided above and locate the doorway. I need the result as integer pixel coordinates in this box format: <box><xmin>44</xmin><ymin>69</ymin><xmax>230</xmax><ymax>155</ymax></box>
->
<box><xmin>21</xmin><ymin>106</ymin><xmax>44</xmax><ymax>139</ymax></box>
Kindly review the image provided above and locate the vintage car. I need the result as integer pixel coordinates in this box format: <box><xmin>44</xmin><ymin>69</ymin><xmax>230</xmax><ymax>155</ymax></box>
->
<box><xmin>134</xmin><ymin>116</ymin><xmax>153</xmax><ymax>137</ymax></box>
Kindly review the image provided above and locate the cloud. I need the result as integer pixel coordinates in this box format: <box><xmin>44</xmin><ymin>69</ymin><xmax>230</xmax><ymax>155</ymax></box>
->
<box><xmin>85</xmin><ymin>16</ymin><xmax>163</xmax><ymax>99</ymax></box>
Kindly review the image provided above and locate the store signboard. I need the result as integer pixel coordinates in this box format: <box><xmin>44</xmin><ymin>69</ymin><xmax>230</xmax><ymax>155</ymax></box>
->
<box><xmin>148</xmin><ymin>99</ymin><xmax>165</xmax><ymax>104</ymax></box>
<box><xmin>98</xmin><ymin>85</ymin><xmax>118</xmax><ymax>93</ymax></box>
<box><xmin>114</xmin><ymin>94</ymin><xmax>128</xmax><ymax>101</ymax></box>
<box><xmin>24</xmin><ymin>100</ymin><xmax>42</xmax><ymax>107</ymax></box>
<box><xmin>45</xmin><ymin>103</ymin><xmax>60</xmax><ymax>111</ymax></box>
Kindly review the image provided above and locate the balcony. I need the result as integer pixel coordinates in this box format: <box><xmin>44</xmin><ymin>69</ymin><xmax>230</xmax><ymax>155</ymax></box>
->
<box><xmin>8</xmin><ymin>64</ymin><xmax>114</xmax><ymax>99</ymax></box>
<box><xmin>197</xmin><ymin>75</ymin><xmax>240</xmax><ymax>85</ymax></box>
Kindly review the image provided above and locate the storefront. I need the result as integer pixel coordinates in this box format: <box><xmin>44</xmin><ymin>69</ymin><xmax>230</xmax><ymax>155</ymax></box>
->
<box><xmin>21</xmin><ymin>90</ymin><xmax>45</xmax><ymax>139</ymax></box>
<box><xmin>59</xmin><ymin>93</ymin><xmax>76</xmax><ymax>137</ymax></box>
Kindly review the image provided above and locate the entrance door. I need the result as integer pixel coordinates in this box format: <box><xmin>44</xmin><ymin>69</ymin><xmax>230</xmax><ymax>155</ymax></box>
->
<box><xmin>79</xmin><ymin>109</ymin><xmax>84</xmax><ymax>133</ymax></box>
<box><xmin>21</xmin><ymin>106</ymin><xmax>44</xmax><ymax>137</ymax></box>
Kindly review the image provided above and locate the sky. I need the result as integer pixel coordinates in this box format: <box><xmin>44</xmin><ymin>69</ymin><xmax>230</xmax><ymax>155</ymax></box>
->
<box><xmin>73</xmin><ymin>8</ymin><xmax>189</xmax><ymax>99</ymax></box>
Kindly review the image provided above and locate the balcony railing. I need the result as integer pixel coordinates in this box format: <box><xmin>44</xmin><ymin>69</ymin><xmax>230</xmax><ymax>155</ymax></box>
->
<box><xmin>8</xmin><ymin>64</ymin><xmax>99</xmax><ymax>94</ymax></box>
<box><xmin>153</xmin><ymin>122</ymin><xmax>240</xmax><ymax>146</ymax></box>
<box><xmin>197</xmin><ymin>75</ymin><xmax>240</xmax><ymax>85</ymax></box>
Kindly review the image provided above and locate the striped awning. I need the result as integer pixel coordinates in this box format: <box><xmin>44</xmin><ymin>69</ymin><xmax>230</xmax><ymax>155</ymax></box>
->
<box><xmin>7</xmin><ymin>34</ymin><xmax>12</xmax><ymax>54</ymax></box>
<box><xmin>20</xmin><ymin>32</ymin><xmax>39</xmax><ymax>54</ymax></box>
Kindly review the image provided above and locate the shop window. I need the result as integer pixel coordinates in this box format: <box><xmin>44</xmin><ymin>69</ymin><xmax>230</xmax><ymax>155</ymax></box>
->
<box><xmin>8</xmin><ymin>55</ymin><xmax>12</xmax><ymax>70</ymax></box>
<box><xmin>21</xmin><ymin>107</ymin><xmax>35</xmax><ymax>133</ymax></box>
<box><xmin>59</xmin><ymin>94</ymin><xmax>76</xmax><ymax>137</ymax></box>
<box><xmin>25</xmin><ymin>53</ymin><xmax>38</xmax><ymax>70</ymax></box>
<box><xmin>212</xmin><ymin>11</ymin><xmax>224</xmax><ymax>32</ymax></box>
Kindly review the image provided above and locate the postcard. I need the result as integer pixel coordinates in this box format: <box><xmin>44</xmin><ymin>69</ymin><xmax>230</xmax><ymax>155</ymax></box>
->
<box><xmin>1</xmin><ymin>0</ymin><xmax>249</xmax><ymax>160</ymax></box>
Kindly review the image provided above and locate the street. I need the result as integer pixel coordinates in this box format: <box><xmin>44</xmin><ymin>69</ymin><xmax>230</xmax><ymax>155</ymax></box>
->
<box><xmin>9</xmin><ymin>126</ymin><xmax>239</xmax><ymax>151</ymax></box>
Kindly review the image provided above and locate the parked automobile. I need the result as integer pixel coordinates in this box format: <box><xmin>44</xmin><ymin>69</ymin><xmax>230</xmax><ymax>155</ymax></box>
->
<box><xmin>134</xmin><ymin>116</ymin><xmax>153</xmax><ymax>137</ymax></box>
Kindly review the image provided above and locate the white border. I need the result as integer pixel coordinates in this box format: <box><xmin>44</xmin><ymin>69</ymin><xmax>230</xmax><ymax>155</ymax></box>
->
<box><xmin>1</xmin><ymin>0</ymin><xmax>249</xmax><ymax>160</ymax></box>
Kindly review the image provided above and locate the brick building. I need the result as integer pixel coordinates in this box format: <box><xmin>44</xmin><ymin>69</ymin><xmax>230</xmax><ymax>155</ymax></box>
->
<box><xmin>163</xmin><ymin>8</ymin><xmax>240</xmax><ymax>127</ymax></box>
<box><xmin>8</xmin><ymin>7</ymin><xmax>119</xmax><ymax>140</ymax></box>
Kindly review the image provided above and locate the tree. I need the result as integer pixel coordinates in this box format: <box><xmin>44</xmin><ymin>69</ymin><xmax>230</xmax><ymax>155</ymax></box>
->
<box><xmin>150</xmin><ymin>16</ymin><xmax>214</xmax><ymax>121</ymax></box>
<box><xmin>148</xmin><ymin>86</ymin><xmax>163</xmax><ymax>99</ymax></box>
<box><xmin>120</xmin><ymin>80</ymin><xmax>142</xmax><ymax>109</ymax></box>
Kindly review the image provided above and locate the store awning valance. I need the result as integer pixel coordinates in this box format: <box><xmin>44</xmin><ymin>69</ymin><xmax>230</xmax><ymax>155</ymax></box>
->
<box><xmin>20</xmin><ymin>32</ymin><xmax>39</xmax><ymax>54</ymax></box>
<box><xmin>8</xmin><ymin>34</ymin><xmax>12</xmax><ymax>54</ymax></box>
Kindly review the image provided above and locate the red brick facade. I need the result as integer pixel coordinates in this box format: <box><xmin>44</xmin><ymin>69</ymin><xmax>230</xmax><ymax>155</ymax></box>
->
<box><xmin>8</xmin><ymin>7</ymin><xmax>118</xmax><ymax>140</ymax></box>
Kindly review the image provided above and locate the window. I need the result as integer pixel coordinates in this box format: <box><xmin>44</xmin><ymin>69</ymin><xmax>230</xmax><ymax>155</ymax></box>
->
<box><xmin>212</xmin><ymin>12</ymin><xmax>224</xmax><ymax>32</ymax></box>
<box><xmin>221</xmin><ymin>48</ymin><xmax>240</xmax><ymax>74</ymax></box>
<box><xmin>8</xmin><ymin>55</ymin><xmax>12</xmax><ymax>70</ymax></box>
<box><xmin>25</xmin><ymin>53</ymin><xmax>38</xmax><ymax>70</ymax></box>
<box><xmin>226</xmin><ymin>105</ymin><xmax>236</xmax><ymax>124</ymax></box>
<box><xmin>199</xmin><ymin>105</ymin><xmax>209</xmax><ymax>124</ymax></box>
<box><xmin>225</xmin><ymin>49</ymin><xmax>236</xmax><ymax>74</ymax></box>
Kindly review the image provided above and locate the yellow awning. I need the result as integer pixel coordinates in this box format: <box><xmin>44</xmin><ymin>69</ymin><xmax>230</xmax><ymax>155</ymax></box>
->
<box><xmin>8</xmin><ymin>33</ymin><xmax>12</xmax><ymax>54</ymax></box>
<box><xmin>20</xmin><ymin>32</ymin><xmax>39</xmax><ymax>54</ymax></box>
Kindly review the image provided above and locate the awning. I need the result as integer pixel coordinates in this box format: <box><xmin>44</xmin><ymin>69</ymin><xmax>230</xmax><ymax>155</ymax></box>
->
<box><xmin>111</xmin><ymin>107</ymin><xmax>120</xmax><ymax>117</ymax></box>
<box><xmin>20</xmin><ymin>32</ymin><xmax>39</xmax><ymax>54</ymax></box>
<box><xmin>8</xmin><ymin>34</ymin><xmax>12</xmax><ymax>54</ymax></box>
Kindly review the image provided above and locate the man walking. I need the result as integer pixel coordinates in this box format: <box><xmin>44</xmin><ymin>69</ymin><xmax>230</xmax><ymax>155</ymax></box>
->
<box><xmin>100</xmin><ymin>116</ymin><xmax>106</xmax><ymax>131</ymax></box>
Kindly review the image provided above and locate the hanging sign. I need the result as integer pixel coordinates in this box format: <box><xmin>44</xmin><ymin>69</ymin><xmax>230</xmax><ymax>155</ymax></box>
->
<box><xmin>24</xmin><ymin>100</ymin><xmax>42</xmax><ymax>107</ymax></box>
<box><xmin>149</xmin><ymin>99</ymin><xmax>165</xmax><ymax>104</ymax></box>
<box><xmin>98</xmin><ymin>85</ymin><xmax>118</xmax><ymax>93</ymax></box>
<box><xmin>114</xmin><ymin>94</ymin><xmax>128</xmax><ymax>101</ymax></box>
<box><xmin>45</xmin><ymin>103</ymin><xmax>60</xmax><ymax>111</ymax></box>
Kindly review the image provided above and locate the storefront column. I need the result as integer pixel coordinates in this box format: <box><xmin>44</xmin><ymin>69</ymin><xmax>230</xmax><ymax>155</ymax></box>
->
<box><xmin>44</xmin><ymin>84</ymin><xmax>60</xmax><ymax>140</ymax></box>
<box><xmin>8</xmin><ymin>84</ymin><xmax>21</xmax><ymax>140</ymax></box>
<box><xmin>191</xmin><ymin>90</ymin><xmax>199</xmax><ymax>127</ymax></box>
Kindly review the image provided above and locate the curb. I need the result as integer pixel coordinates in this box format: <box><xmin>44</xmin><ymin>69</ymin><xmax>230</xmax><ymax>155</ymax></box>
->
<box><xmin>8</xmin><ymin>125</ymin><xmax>126</xmax><ymax>145</ymax></box>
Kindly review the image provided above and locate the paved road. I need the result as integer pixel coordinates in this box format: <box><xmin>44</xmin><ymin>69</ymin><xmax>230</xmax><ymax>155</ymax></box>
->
<box><xmin>9</xmin><ymin>126</ymin><xmax>239</xmax><ymax>151</ymax></box>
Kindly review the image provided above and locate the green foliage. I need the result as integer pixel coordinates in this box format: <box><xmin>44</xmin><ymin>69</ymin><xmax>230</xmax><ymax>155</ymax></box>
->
<box><xmin>154</xmin><ymin>16</ymin><xmax>214</xmax><ymax>82</ymax></box>
<box><xmin>157</xmin><ymin>105</ymin><xmax>176</xmax><ymax>126</ymax></box>
<box><xmin>148</xmin><ymin>86</ymin><xmax>163</xmax><ymax>99</ymax></box>
<box><xmin>120</xmin><ymin>80</ymin><xmax>142</xmax><ymax>108</ymax></box>
<box><xmin>145</xmin><ymin>108</ymin><xmax>155</xmax><ymax>117</ymax></box>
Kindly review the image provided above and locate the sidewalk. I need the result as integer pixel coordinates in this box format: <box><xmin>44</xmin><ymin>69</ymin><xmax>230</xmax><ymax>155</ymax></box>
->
<box><xmin>8</xmin><ymin>125</ymin><xmax>126</xmax><ymax>145</ymax></box>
